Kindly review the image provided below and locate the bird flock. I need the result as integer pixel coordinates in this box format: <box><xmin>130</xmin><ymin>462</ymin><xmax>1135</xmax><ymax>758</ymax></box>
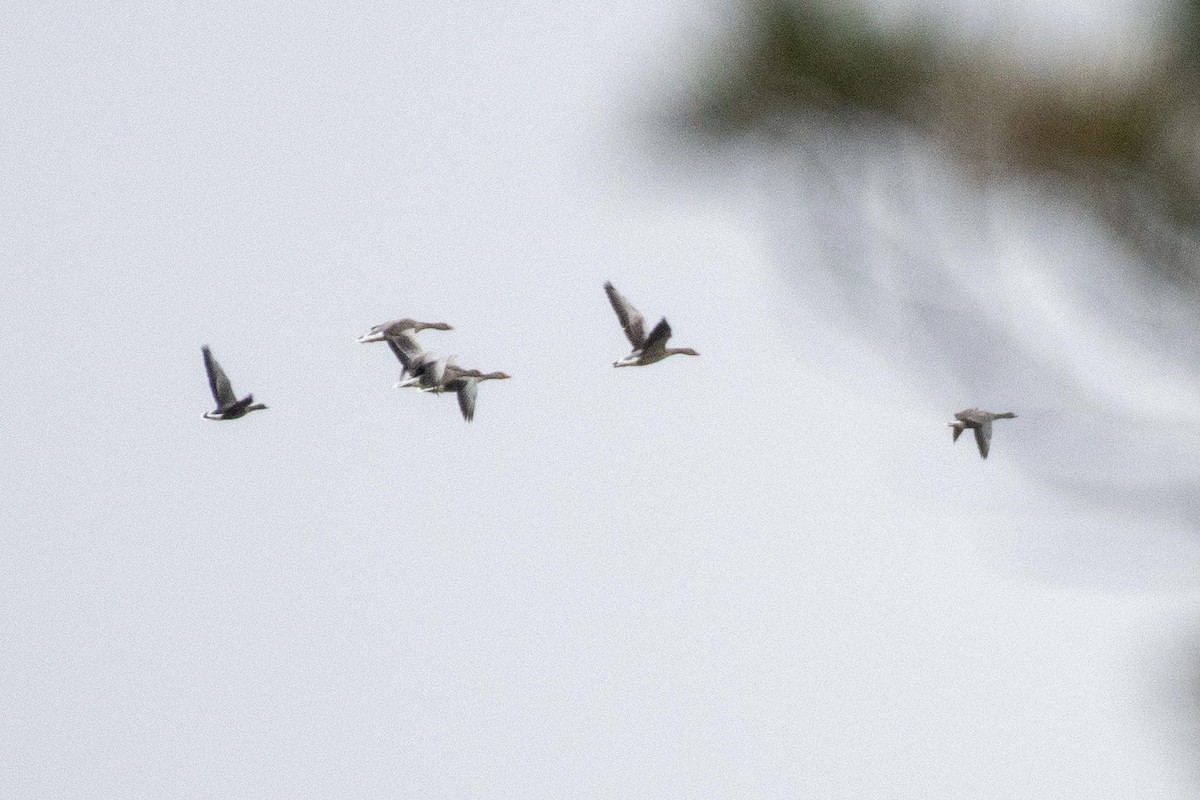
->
<box><xmin>356</xmin><ymin>317</ymin><xmax>509</xmax><ymax>422</ymax></box>
<box><xmin>201</xmin><ymin>281</ymin><xmax>1014</xmax><ymax>457</ymax></box>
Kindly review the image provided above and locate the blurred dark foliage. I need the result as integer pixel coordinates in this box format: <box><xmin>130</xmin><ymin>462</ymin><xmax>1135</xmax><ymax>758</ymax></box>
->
<box><xmin>683</xmin><ymin>0</ymin><xmax>1200</xmax><ymax>284</ymax></box>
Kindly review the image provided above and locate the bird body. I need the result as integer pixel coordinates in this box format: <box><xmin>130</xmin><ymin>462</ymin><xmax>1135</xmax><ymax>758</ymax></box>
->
<box><xmin>386</xmin><ymin>332</ymin><xmax>451</xmax><ymax>389</ymax></box>
<box><xmin>604</xmin><ymin>282</ymin><xmax>698</xmax><ymax>367</ymax></box>
<box><xmin>381</xmin><ymin>332</ymin><xmax>509</xmax><ymax>421</ymax></box>
<box><xmin>429</xmin><ymin>365</ymin><xmax>511</xmax><ymax>421</ymax></box>
<box><xmin>356</xmin><ymin>318</ymin><xmax>452</xmax><ymax>344</ymax></box>
<box><xmin>202</xmin><ymin>346</ymin><xmax>267</xmax><ymax>420</ymax></box>
<box><xmin>950</xmin><ymin>408</ymin><xmax>1016</xmax><ymax>459</ymax></box>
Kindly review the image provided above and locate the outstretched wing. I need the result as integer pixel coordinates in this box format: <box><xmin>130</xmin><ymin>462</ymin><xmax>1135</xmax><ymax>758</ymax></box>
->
<box><xmin>426</xmin><ymin>355</ymin><xmax>449</xmax><ymax>388</ymax></box>
<box><xmin>604</xmin><ymin>282</ymin><xmax>646</xmax><ymax>348</ymax></box>
<box><xmin>385</xmin><ymin>332</ymin><xmax>425</xmax><ymax>373</ymax></box>
<box><xmin>973</xmin><ymin>420</ymin><xmax>992</xmax><ymax>459</ymax></box>
<box><xmin>456</xmin><ymin>378</ymin><xmax>478</xmax><ymax>422</ymax></box>
<box><xmin>641</xmin><ymin>318</ymin><xmax>673</xmax><ymax>357</ymax></box>
<box><xmin>202</xmin><ymin>346</ymin><xmax>237</xmax><ymax>407</ymax></box>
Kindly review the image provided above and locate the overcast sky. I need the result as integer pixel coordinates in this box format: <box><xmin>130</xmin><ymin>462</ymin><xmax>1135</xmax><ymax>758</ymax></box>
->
<box><xmin>4</xmin><ymin>1</ymin><xmax>1200</xmax><ymax>797</ymax></box>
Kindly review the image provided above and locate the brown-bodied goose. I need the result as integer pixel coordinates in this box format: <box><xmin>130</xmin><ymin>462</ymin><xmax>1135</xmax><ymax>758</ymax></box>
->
<box><xmin>950</xmin><ymin>408</ymin><xmax>1016</xmax><ymax>459</ymax></box>
<box><xmin>356</xmin><ymin>318</ymin><xmax>452</xmax><ymax>344</ymax></box>
<box><xmin>385</xmin><ymin>335</ymin><xmax>510</xmax><ymax>421</ymax></box>
<box><xmin>430</xmin><ymin>364</ymin><xmax>511</xmax><ymax>422</ymax></box>
<box><xmin>385</xmin><ymin>331</ymin><xmax>450</xmax><ymax>389</ymax></box>
<box><xmin>202</xmin><ymin>346</ymin><xmax>267</xmax><ymax>420</ymax></box>
<box><xmin>604</xmin><ymin>282</ymin><xmax>699</xmax><ymax>367</ymax></box>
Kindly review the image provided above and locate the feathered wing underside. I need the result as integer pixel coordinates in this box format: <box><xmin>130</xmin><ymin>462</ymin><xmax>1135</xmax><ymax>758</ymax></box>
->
<box><xmin>973</xmin><ymin>420</ymin><xmax>992</xmax><ymax>459</ymax></box>
<box><xmin>427</xmin><ymin>355</ymin><xmax>449</xmax><ymax>387</ymax></box>
<box><xmin>202</xmin><ymin>346</ymin><xmax>237</xmax><ymax>407</ymax></box>
<box><xmin>456</xmin><ymin>378</ymin><xmax>478</xmax><ymax>422</ymax></box>
<box><xmin>386</xmin><ymin>332</ymin><xmax>426</xmax><ymax>374</ymax></box>
<box><xmin>604</xmin><ymin>282</ymin><xmax>646</xmax><ymax>348</ymax></box>
<box><xmin>385</xmin><ymin>338</ymin><xmax>410</xmax><ymax>371</ymax></box>
<box><xmin>951</xmin><ymin>424</ymin><xmax>963</xmax><ymax>443</ymax></box>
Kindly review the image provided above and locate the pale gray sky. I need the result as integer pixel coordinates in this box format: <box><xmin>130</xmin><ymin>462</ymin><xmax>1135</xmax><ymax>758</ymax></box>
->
<box><xmin>4</xmin><ymin>1</ymin><xmax>1200</xmax><ymax>798</ymax></box>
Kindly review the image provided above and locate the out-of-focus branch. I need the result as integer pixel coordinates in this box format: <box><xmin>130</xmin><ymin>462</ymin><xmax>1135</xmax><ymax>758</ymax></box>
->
<box><xmin>682</xmin><ymin>0</ymin><xmax>1200</xmax><ymax>283</ymax></box>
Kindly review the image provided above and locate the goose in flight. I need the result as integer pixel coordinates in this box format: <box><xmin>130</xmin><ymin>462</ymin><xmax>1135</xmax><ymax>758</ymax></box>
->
<box><xmin>604</xmin><ymin>282</ymin><xmax>699</xmax><ymax>367</ymax></box>
<box><xmin>432</xmin><ymin>364</ymin><xmax>511</xmax><ymax>422</ymax></box>
<box><xmin>950</xmin><ymin>408</ymin><xmax>1016</xmax><ymax>459</ymax></box>
<box><xmin>202</xmin><ymin>346</ymin><xmax>267</xmax><ymax>420</ymax></box>
<box><xmin>386</xmin><ymin>332</ymin><xmax>450</xmax><ymax>390</ymax></box>
<box><xmin>386</xmin><ymin>335</ymin><xmax>510</xmax><ymax>421</ymax></box>
<box><xmin>356</xmin><ymin>318</ymin><xmax>452</xmax><ymax>344</ymax></box>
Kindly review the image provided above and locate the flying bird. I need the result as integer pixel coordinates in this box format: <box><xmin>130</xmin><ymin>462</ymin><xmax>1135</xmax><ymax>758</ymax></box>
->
<box><xmin>202</xmin><ymin>346</ymin><xmax>267</xmax><ymax>420</ymax></box>
<box><xmin>949</xmin><ymin>408</ymin><xmax>1016</xmax><ymax>459</ymax></box>
<box><xmin>355</xmin><ymin>318</ymin><xmax>453</xmax><ymax>344</ymax></box>
<box><xmin>604</xmin><ymin>281</ymin><xmax>699</xmax><ymax>367</ymax></box>
<box><xmin>386</xmin><ymin>331</ymin><xmax>451</xmax><ymax>390</ymax></box>
<box><xmin>431</xmin><ymin>364</ymin><xmax>511</xmax><ymax>422</ymax></box>
<box><xmin>385</xmin><ymin>334</ymin><xmax>510</xmax><ymax>421</ymax></box>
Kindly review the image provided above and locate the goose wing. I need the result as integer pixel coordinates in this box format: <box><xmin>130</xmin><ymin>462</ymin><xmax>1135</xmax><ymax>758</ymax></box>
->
<box><xmin>427</xmin><ymin>355</ymin><xmax>450</xmax><ymax>387</ymax></box>
<box><xmin>202</xmin><ymin>346</ymin><xmax>237</xmax><ymax>407</ymax></box>
<box><xmin>456</xmin><ymin>378</ymin><xmax>479</xmax><ymax>422</ymax></box>
<box><xmin>973</xmin><ymin>420</ymin><xmax>992</xmax><ymax>459</ymax></box>
<box><xmin>385</xmin><ymin>338</ymin><xmax>410</xmax><ymax>371</ymax></box>
<box><xmin>604</xmin><ymin>282</ymin><xmax>647</xmax><ymax>348</ymax></box>
<box><xmin>386</xmin><ymin>332</ymin><xmax>426</xmax><ymax>373</ymax></box>
<box><xmin>641</xmin><ymin>318</ymin><xmax>673</xmax><ymax>357</ymax></box>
